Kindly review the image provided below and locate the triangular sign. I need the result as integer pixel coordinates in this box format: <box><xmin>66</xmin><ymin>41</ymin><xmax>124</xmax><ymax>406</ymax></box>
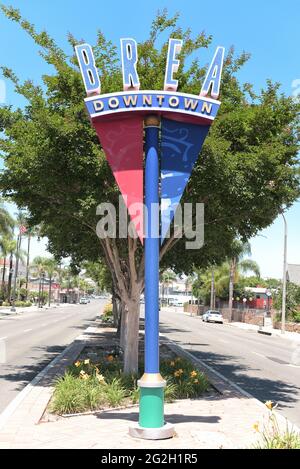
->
<box><xmin>161</xmin><ymin>117</ymin><xmax>211</xmax><ymax>242</ymax></box>
<box><xmin>93</xmin><ymin>116</ymin><xmax>144</xmax><ymax>243</ymax></box>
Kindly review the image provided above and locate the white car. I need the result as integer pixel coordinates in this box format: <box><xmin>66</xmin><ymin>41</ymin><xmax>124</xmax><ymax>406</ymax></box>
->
<box><xmin>202</xmin><ymin>310</ymin><xmax>223</xmax><ymax>324</ymax></box>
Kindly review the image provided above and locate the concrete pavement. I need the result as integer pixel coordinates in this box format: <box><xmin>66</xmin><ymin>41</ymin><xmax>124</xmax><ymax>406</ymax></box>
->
<box><xmin>0</xmin><ymin>300</ymin><xmax>106</xmax><ymax>413</ymax></box>
<box><xmin>158</xmin><ymin>308</ymin><xmax>300</xmax><ymax>427</ymax></box>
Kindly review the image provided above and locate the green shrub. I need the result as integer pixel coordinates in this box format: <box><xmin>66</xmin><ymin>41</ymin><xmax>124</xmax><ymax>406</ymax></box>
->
<box><xmin>101</xmin><ymin>303</ymin><xmax>113</xmax><ymax>323</ymax></box>
<box><xmin>1</xmin><ymin>301</ymin><xmax>10</xmax><ymax>307</ymax></box>
<box><xmin>103</xmin><ymin>378</ymin><xmax>127</xmax><ymax>407</ymax></box>
<box><xmin>254</xmin><ymin>403</ymin><xmax>300</xmax><ymax>449</ymax></box>
<box><xmin>51</xmin><ymin>372</ymin><xmax>105</xmax><ymax>414</ymax></box>
<box><xmin>51</xmin><ymin>354</ymin><xmax>210</xmax><ymax>414</ymax></box>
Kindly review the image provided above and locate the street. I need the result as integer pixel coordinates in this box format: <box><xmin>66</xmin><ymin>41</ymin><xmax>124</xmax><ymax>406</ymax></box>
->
<box><xmin>1</xmin><ymin>303</ymin><xmax>300</xmax><ymax>428</ymax></box>
<box><xmin>158</xmin><ymin>308</ymin><xmax>300</xmax><ymax>427</ymax></box>
<box><xmin>0</xmin><ymin>301</ymin><xmax>105</xmax><ymax>413</ymax></box>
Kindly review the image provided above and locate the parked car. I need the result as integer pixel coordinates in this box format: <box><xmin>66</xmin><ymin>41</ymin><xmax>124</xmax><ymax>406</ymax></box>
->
<box><xmin>202</xmin><ymin>310</ymin><xmax>223</xmax><ymax>324</ymax></box>
<box><xmin>79</xmin><ymin>297</ymin><xmax>89</xmax><ymax>305</ymax></box>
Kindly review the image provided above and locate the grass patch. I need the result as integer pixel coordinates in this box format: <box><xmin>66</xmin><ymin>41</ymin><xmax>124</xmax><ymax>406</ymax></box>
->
<box><xmin>51</xmin><ymin>352</ymin><xmax>210</xmax><ymax>415</ymax></box>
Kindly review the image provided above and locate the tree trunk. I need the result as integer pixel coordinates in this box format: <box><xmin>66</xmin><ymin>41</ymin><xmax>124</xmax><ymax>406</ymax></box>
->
<box><xmin>228</xmin><ymin>258</ymin><xmax>236</xmax><ymax>322</ymax></box>
<box><xmin>48</xmin><ymin>275</ymin><xmax>52</xmax><ymax>307</ymax></box>
<box><xmin>122</xmin><ymin>297</ymin><xmax>140</xmax><ymax>374</ymax></box>
<box><xmin>7</xmin><ymin>253</ymin><xmax>13</xmax><ymax>301</ymax></box>
<box><xmin>1</xmin><ymin>257</ymin><xmax>6</xmax><ymax>292</ymax></box>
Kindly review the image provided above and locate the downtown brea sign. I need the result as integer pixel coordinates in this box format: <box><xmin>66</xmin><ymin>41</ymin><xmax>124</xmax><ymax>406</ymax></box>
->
<box><xmin>76</xmin><ymin>38</ymin><xmax>223</xmax><ymax>122</ymax></box>
<box><xmin>75</xmin><ymin>39</ymin><xmax>224</xmax><ymax>243</ymax></box>
<box><xmin>75</xmin><ymin>38</ymin><xmax>224</xmax><ymax>439</ymax></box>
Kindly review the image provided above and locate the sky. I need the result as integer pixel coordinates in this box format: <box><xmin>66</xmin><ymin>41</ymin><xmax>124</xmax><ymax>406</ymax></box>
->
<box><xmin>0</xmin><ymin>0</ymin><xmax>299</xmax><ymax>277</ymax></box>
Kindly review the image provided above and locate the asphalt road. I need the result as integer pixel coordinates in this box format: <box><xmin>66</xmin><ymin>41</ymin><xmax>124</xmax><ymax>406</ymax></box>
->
<box><xmin>0</xmin><ymin>301</ymin><xmax>106</xmax><ymax>413</ymax></box>
<box><xmin>158</xmin><ymin>308</ymin><xmax>300</xmax><ymax>427</ymax></box>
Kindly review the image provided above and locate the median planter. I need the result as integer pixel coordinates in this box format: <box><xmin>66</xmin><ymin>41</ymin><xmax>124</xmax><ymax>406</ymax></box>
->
<box><xmin>47</xmin><ymin>335</ymin><xmax>214</xmax><ymax>417</ymax></box>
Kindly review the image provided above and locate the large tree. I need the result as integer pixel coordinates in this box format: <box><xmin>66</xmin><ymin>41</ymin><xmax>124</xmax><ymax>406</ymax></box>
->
<box><xmin>0</xmin><ymin>7</ymin><xmax>299</xmax><ymax>372</ymax></box>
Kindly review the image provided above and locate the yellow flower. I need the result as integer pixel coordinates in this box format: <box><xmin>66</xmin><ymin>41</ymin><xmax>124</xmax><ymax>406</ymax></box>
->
<box><xmin>170</xmin><ymin>361</ymin><xmax>175</xmax><ymax>367</ymax></box>
<box><xmin>79</xmin><ymin>370</ymin><xmax>89</xmax><ymax>380</ymax></box>
<box><xmin>74</xmin><ymin>361</ymin><xmax>81</xmax><ymax>368</ymax></box>
<box><xmin>106</xmin><ymin>355</ymin><xmax>114</xmax><ymax>362</ymax></box>
<box><xmin>84</xmin><ymin>359</ymin><xmax>90</xmax><ymax>365</ymax></box>
<box><xmin>96</xmin><ymin>373</ymin><xmax>106</xmax><ymax>384</ymax></box>
<box><xmin>174</xmin><ymin>368</ymin><xmax>184</xmax><ymax>378</ymax></box>
<box><xmin>190</xmin><ymin>370</ymin><xmax>198</xmax><ymax>378</ymax></box>
<box><xmin>265</xmin><ymin>400</ymin><xmax>274</xmax><ymax>410</ymax></box>
<box><xmin>193</xmin><ymin>379</ymin><xmax>199</xmax><ymax>384</ymax></box>
<box><xmin>252</xmin><ymin>422</ymin><xmax>260</xmax><ymax>432</ymax></box>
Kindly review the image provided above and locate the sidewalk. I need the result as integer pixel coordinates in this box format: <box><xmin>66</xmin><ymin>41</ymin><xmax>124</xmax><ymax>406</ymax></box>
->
<box><xmin>0</xmin><ymin>323</ymin><xmax>296</xmax><ymax>449</ymax></box>
<box><xmin>0</xmin><ymin>302</ymin><xmax>79</xmax><ymax>317</ymax></box>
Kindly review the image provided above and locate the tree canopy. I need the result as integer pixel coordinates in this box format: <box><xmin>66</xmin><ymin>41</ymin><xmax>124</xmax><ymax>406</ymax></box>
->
<box><xmin>0</xmin><ymin>7</ymin><xmax>299</xmax><ymax>371</ymax></box>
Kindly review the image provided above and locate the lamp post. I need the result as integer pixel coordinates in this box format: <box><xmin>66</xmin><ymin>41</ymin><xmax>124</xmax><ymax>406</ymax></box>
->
<box><xmin>266</xmin><ymin>290</ymin><xmax>272</xmax><ymax>316</ymax></box>
<box><xmin>10</xmin><ymin>234</ymin><xmax>21</xmax><ymax>313</ymax></box>
<box><xmin>129</xmin><ymin>115</ymin><xmax>173</xmax><ymax>439</ymax></box>
<box><xmin>281</xmin><ymin>212</ymin><xmax>287</xmax><ymax>334</ymax></box>
<box><xmin>40</xmin><ymin>271</ymin><xmax>45</xmax><ymax>308</ymax></box>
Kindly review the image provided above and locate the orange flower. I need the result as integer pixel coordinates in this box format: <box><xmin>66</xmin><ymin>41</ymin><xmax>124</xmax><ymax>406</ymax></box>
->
<box><xmin>193</xmin><ymin>379</ymin><xmax>199</xmax><ymax>384</ymax></box>
<box><xmin>265</xmin><ymin>400</ymin><xmax>274</xmax><ymax>410</ymax></box>
<box><xmin>74</xmin><ymin>361</ymin><xmax>81</xmax><ymax>368</ymax></box>
<box><xmin>79</xmin><ymin>370</ymin><xmax>89</xmax><ymax>380</ymax></box>
<box><xmin>190</xmin><ymin>370</ymin><xmax>198</xmax><ymax>378</ymax></box>
<box><xmin>106</xmin><ymin>355</ymin><xmax>114</xmax><ymax>362</ymax></box>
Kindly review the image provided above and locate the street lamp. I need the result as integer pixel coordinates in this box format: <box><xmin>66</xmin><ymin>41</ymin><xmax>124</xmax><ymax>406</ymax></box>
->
<box><xmin>281</xmin><ymin>212</ymin><xmax>287</xmax><ymax>334</ymax></box>
<box><xmin>266</xmin><ymin>290</ymin><xmax>272</xmax><ymax>316</ymax></box>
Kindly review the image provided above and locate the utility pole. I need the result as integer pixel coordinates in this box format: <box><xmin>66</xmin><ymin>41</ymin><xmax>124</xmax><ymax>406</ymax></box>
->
<box><xmin>10</xmin><ymin>233</ymin><xmax>21</xmax><ymax>312</ymax></box>
<box><xmin>210</xmin><ymin>268</ymin><xmax>215</xmax><ymax>310</ymax></box>
<box><xmin>281</xmin><ymin>212</ymin><xmax>287</xmax><ymax>334</ymax></box>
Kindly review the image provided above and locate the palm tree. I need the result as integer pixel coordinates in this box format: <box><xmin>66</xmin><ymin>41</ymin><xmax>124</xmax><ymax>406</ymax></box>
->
<box><xmin>0</xmin><ymin>200</ymin><xmax>15</xmax><ymax>237</ymax></box>
<box><xmin>24</xmin><ymin>226</ymin><xmax>42</xmax><ymax>298</ymax></box>
<box><xmin>161</xmin><ymin>270</ymin><xmax>176</xmax><ymax>304</ymax></box>
<box><xmin>228</xmin><ymin>241</ymin><xmax>260</xmax><ymax>320</ymax></box>
<box><xmin>43</xmin><ymin>258</ymin><xmax>58</xmax><ymax>306</ymax></box>
<box><xmin>0</xmin><ymin>235</ymin><xmax>15</xmax><ymax>297</ymax></box>
<box><xmin>32</xmin><ymin>256</ymin><xmax>49</xmax><ymax>306</ymax></box>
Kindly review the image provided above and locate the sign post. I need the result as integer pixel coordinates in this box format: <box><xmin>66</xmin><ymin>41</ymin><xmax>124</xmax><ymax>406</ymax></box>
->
<box><xmin>75</xmin><ymin>37</ymin><xmax>224</xmax><ymax>440</ymax></box>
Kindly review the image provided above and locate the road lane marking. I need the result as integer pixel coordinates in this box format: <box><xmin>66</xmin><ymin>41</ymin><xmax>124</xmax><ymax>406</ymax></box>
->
<box><xmin>23</xmin><ymin>329</ymin><xmax>32</xmax><ymax>333</ymax></box>
<box><xmin>251</xmin><ymin>351</ymin><xmax>265</xmax><ymax>358</ymax></box>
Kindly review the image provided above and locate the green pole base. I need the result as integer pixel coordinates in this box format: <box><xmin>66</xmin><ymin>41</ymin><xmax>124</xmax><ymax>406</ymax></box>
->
<box><xmin>139</xmin><ymin>386</ymin><xmax>164</xmax><ymax>428</ymax></box>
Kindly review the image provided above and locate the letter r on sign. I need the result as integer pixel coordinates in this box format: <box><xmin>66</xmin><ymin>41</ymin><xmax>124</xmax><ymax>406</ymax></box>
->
<box><xmin>120</xmin><ymin>38</ymin><xmax>140</xmax><ymax>91</ymax></box>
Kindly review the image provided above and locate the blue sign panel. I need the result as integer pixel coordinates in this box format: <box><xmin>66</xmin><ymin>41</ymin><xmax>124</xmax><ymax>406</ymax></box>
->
<box><xmin>161</xmin><ymin>118</ymin><xmax>210</xmax><ymax>241</ymax></box>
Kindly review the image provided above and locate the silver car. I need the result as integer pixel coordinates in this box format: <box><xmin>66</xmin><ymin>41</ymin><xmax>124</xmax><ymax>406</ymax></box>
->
<box><xmin>202</xmin><ymin>310</ymin><xmax>223</xmax><ymax>324</ymax></box>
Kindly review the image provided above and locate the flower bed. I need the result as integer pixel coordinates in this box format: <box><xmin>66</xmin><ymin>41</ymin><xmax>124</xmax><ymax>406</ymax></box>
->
<box><xmin>49</xmin><ymin>343</ymin><xmax>212</xmax><ymax>416</ymax></box>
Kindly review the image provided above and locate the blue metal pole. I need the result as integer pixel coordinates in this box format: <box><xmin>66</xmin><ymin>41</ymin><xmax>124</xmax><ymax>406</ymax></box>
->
<box><xmin>130</xmin><ymin>116</ymin><xmax>174</xmax><ymax>437</ymax></box>
<box><xmin>145</xmin><ymin>121</ymin><xmax>160</xmax><ymax>374</ymax></box>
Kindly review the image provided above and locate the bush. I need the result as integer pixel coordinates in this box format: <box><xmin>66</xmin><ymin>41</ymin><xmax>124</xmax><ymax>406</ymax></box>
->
<box><xmin>51</xmin><ymin>372</ymin><xmax>105</xmax><ymax>414</ymax></box>
<box><xmin>101</xmin><ymin>303</ymin><xmax>113</xmax><ymax>324</ymax></box>
<box><xmin>1</xmin><ymin>301</ymin><xmax>10</xmax><ymax>307</ymax></box>
<box><xmin>51</xmin><ymin>355</ymin><xmax>209</xmax><ymax>415</ymax></box>
<box><xmin>254</xmin><ymin>402</ymin><xmax>300</xmax><ymax>449</ymax></box>
<box><xmin>160</xmin><ymin>357</ymin><xmax>209</xmax><ymax>398</ymax></box>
